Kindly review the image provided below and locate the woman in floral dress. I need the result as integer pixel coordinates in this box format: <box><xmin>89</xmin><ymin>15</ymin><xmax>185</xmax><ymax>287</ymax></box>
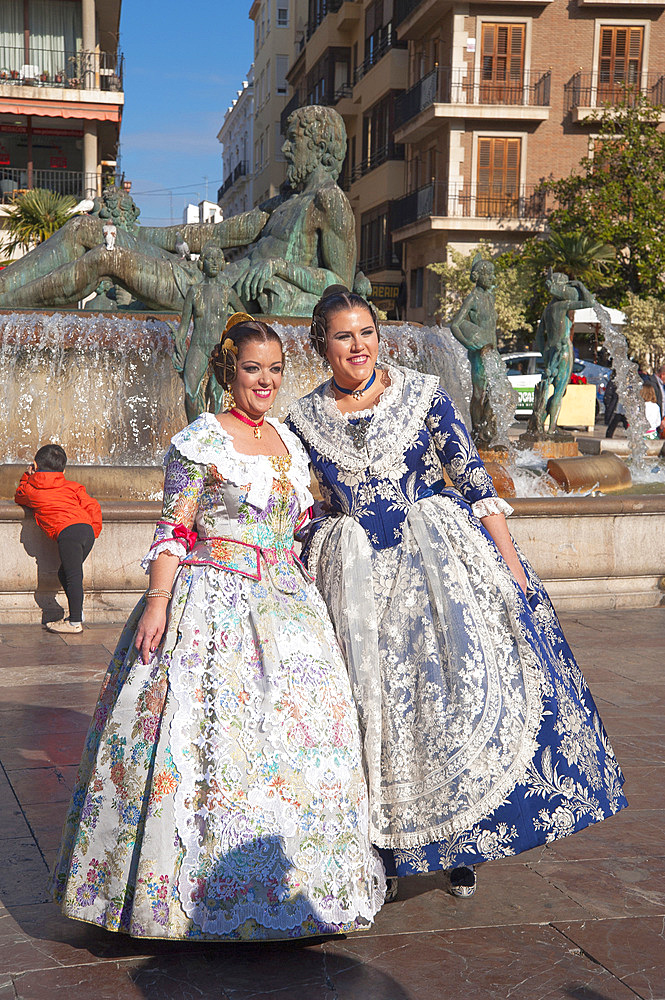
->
<box><xmin>286</xmin><ymin>287</ymin><xmax>627</xmax><ymax>900</ymax></box>
<box><xmin>52</xmin><ymin>316</ymin><xmax>385</xmax><ymax>940</ymax></box>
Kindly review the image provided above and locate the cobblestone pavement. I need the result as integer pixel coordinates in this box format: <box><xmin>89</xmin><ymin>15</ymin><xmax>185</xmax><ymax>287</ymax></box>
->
<box><xmin>0</xmin><ymin>607</ymin><xmax>663</xmax><ymax>1000</ymax></box>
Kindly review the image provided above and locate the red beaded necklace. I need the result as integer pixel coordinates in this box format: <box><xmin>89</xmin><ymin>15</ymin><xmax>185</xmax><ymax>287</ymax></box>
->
<box><xmin>230</xmin><ymin>407</ymin><xmax>265</xmax><ymax>439</ymax></box>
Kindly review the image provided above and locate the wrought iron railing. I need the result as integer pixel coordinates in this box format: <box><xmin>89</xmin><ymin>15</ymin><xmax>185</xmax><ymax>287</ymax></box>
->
<box><xmin>395</xmin><ymin>66</ymin><xmax>551</xmax><ymax>128</ymax></box>
<box><xmin>564</xmin><ymin>71</ymin><xmax>665</xmax><ymax>112</ymax></box>
<box><xmin>219</xmin><ymin>161</ymin><xmax>249</xmax><ymax>199</ymax></box>
<box><xmin>0</xmin><ymin>46</ymin><xmax>123</xmax><ymax>90</ymax></box>
<box><xmin>390</xmin><ymin>181</ymin><xmax>552</xmax><ymax>229</ymax></box>
<box><xmin>351</xmin><ymin>142</ymin><xmax>404</xmax><ymax>182</ymax></box>
<box><xmin>280</xmin><ymin>85</ymin><xmax>352</xmax><ymax>133</ymax></box>
<box><xmin>354</xmin><ymin>30</ymin><xmax>406</xmax><ymax>85</ymax></box>
<box><xmin>0</xmin><ymin>168</ymin><xmax>102</xmax><ymax>202</ymax></box>
<box><xmin>306</xmin><ymin>0</ymin><xmax>346</xmax><ymax>39</ymax></box>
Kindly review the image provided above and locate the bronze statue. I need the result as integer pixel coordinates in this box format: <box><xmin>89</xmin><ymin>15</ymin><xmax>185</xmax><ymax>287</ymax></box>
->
<box><xmin>526</xmin><ymin>270</ymin><xmax>594</xmax><ymax>438</ymax></box>
<box><xmin>449</xmin><ymin>254</ymin><xmax>499</xmax><ymax>447</ymax></box>
<box><xmin>172</xmin><ymin>243</ymin><xmax>239</xmax><ymax>421</ymax></box>
<box><xmin>0</xmin><ymin>106</ymin><xmax>356</xmax><ymax>319</ymax></box>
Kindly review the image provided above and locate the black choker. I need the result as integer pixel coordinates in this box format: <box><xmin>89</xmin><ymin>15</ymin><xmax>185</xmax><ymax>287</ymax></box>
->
<box><xmin>333</xmin><ymin>369</ymin><xmax>376</xmax><ymax>400</ymax></box>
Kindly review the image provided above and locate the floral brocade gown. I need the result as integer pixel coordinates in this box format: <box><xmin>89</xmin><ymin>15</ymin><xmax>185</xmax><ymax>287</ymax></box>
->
<box><xmin>52</xmin><ymin>414</ymin><xmax>385</xmax><ymax>940</ymax></box>
<box><xmin>287</xmin><ymin>364</ymin><xmax>628</xmax><ymax>877</ymax></box>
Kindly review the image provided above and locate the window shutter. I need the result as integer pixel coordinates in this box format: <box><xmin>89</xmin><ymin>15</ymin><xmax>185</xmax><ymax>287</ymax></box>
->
<box><xmin>598</xmin><ymin>25</ymin><xmax>643</xmax><ymax>91</ymax></box>
<box><xmin>480</xmin><ymin>23</ymin><xmax>524</xmax><ymax>101</ymax></box>
<box><xmin>476</xmin><ymin>136</ymin><xmax>521</xmax><ymax>215</ymax></box>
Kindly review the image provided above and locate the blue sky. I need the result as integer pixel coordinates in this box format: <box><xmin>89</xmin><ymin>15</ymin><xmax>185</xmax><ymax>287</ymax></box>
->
<box><xmin>119</xmin><ymin>2</ymin><xmax>255</xmax><ymax>225</ymax></box>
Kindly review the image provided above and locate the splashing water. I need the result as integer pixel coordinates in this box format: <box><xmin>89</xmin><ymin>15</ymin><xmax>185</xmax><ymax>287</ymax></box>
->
<box><xmin>0</xmin><ymin>311</ymin><xmax>184</xmax><ymax>465</ymax></box>
<box><xmin>483</xmin><ymin>350</ymin><xmax>519</xmax><ymax>451</ymax></box>
<box><xmin>0</xmin><ymin>313</ymin><xmax>472</xmax><ymax>465</ymax></box>
<box><xmin>592</xmin><ymin>302</ymin><xmax>650</xmax><ymax>477</ymax></box>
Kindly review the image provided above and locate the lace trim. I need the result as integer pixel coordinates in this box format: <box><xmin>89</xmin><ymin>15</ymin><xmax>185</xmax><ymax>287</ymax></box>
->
<box><xmin>170</xmin><ymin>413</ymin><xmax>313</xmax><ymax>513</ymax></box>
<box><xmin>167</xmin><ymin>570</ymin><xmax>386</xmax><ymax>933</ymax></box>
<box><xmin>472</xmin><ymin>497</ymin><xmax>514</xmax><ymax>519</ymax></box>
<box><xmin>140</xmin><ymin>539</ymin><xmax>186</xmax><ymax>572</ymax></box>
<box><xmin>322</xmin><ymin>369</ymin><xmax>401</xmax><ymax>422</ymax></box>
<box><xmin>307</xmin><ymin>499</ymin><xmax>545</xmax><ymax>849</ymax></box>
<box><xmin>288</xmin><ymin>364</ymin><xmax>441</xmax><ymax>475</ymax></box>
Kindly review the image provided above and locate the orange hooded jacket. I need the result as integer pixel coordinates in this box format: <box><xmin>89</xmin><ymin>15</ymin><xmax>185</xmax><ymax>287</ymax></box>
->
<box><xmin>14</xmin><ymin>471</ymin><xmax>102</xmax><ymax>541</ymax></box>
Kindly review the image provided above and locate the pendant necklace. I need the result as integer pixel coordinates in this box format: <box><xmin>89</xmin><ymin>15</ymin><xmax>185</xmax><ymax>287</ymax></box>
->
<box><xmin>333</xmin><ymin>368</ymin><xmax>377</xmax><ymax>401</ymax></box>
<box><xmin>230</xmin><ymin>407</ymin><xmax>265</xmax><ymax>439</ymax></box>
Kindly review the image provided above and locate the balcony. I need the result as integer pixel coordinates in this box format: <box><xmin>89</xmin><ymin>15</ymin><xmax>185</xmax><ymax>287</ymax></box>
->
<box><xmin>564</xmin><ymin>71</ymin><xmax>665</xmax><ymax>121</ymax></box>
<box><xmin>395</xmin><ymin>66</ymin><xmax>551</xmax><ymax>139</ymax></box>
<box><xmin>354</xmin><ymin>31</ymin><xmax>406</xmax><ymax>85</ymax></box>
<box><xmin>0</xmin><ymin>46</ymin><xmax>123</xmax><ymax>91</ymax></box>
<box><xmin>390</xmin><ymin>181</ymin><xmax>552</xmax><ymax>235</ymax></box>
<box><xmin>218</xmin><ymin>161</ymin><xmax>250</xmax><ymax>201</ymax></box>
<box><xmin>0</xmin><ymin>168</ymin><xmax>102</xmax><ymax>203</ymax></box>
<box><xmin>308</xmin><ymin>0</ymin><xmax>344</xmax><ymax>35</ymax></box>
<box><xmin>395</xmin><ymin>0</ymin><xmax>552</xmax><ymax>37</ymax></box>
<box><xmin>351</xmin><ymin>143</ymin><xmax>404</xmax><ymax>182</ymax></box>
<box><xmin>279</xmin><ymin>84</ymin><xmax>353</xmax><ymax>133</ymax></box>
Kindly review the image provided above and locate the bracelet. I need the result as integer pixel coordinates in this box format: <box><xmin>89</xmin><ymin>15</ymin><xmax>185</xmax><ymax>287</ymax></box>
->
<box><xmin>146</xmin><ymin>588</ymin><xmax>172</xmax><ymax>600</ymax></box>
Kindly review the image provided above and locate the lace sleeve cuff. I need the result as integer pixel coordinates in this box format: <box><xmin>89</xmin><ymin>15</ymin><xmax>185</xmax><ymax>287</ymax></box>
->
<box><xmin>472</xmin><ymin>497</ymin><xmax>514</xmax><ymax>519</ymax></box>
<box><xmin>140</xmin><ymin>539</ymin><xmax>187</xmax><ymax>573</ymax></box>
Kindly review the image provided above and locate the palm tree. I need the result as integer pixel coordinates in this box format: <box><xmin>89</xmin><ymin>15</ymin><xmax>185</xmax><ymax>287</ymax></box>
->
<box><xmin>535</xmin><ymin>230</ymin><xmax>616</xmax><ymax>288</ymax></box>
<box><xmin>2</xmin><ymin>188</ymin><xmax>80</xmax><ymax>257</ymax></box>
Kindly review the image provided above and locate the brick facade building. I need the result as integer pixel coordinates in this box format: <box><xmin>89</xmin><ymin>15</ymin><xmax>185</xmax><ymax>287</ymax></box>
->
<box><xmin>391</xmin><ymin>0</ymin><xmax>665</xmax><ymax>321</ymax></box>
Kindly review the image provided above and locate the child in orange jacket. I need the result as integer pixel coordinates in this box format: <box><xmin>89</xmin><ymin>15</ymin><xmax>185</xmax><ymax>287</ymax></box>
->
<box><xmin>15</xmin><ymin>444</ymin><xmax>102</xmax><ymax>633</ymax></box>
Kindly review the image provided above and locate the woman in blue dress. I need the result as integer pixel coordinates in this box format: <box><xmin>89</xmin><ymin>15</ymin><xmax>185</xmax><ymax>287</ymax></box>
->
<box><xmin>287</xmin><ymin>287</ymin><xmax>627</xmax><ymax>899</ymax></box>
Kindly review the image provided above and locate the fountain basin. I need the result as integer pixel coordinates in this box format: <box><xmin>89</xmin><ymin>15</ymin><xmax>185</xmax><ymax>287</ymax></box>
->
<box><xmin>1</xmin><ymin>495</ymin><xmax>663</xmax><ymax>623</ymax></box>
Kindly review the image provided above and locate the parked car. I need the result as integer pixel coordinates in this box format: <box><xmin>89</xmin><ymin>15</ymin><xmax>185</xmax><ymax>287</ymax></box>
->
<box><xmin>500</xmin><ymin>352</ymin><xmax>611</xmax><ymax>417</ymax></box>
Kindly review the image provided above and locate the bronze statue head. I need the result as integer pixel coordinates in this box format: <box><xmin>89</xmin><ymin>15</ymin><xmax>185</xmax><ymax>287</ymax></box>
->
<box><xmin>284</xmin><ymin>105</ymin><xmax>347</xmax><ymax>188</ymax></box>
<box><xmin>89</xmin><ymin>187</ymin><xmax>141</xmax><ymax>233</ymax></box>
<box><xmin>470</xmin><ymin>254</ymin><xmax>495</xmax><ymax>289</ymax></box>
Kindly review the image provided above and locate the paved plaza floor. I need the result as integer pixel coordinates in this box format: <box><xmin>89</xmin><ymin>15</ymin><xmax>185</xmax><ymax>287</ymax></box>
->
<box><xmin>0</xmin><ymin>607</ymin><xmax>663</xmax><ymax>1000</ymax></box>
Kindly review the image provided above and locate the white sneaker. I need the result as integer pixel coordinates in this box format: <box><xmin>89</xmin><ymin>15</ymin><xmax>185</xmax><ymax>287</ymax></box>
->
<box><xmin>45</xmin><ymin>619</ymin><xmax>83</xmax><ymax>634</ymax></box>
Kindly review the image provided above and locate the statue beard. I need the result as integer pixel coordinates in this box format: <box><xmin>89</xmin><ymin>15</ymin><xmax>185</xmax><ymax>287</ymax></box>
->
<box><xmin>286</xmin><ymin>153</ymin><xmax>319</xmax><ymax>190</ymax></box>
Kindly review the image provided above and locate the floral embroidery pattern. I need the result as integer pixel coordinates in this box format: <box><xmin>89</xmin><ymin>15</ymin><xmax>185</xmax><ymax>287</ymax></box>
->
<box><xmin>51</xmin><ymin>417</ymin><xmax>385</xmax><ymax>940</ymax></box>
<box><xmin>288</xmin><ymin>365</ymin><xmax>627</xmax><ymax>873</ymax></box>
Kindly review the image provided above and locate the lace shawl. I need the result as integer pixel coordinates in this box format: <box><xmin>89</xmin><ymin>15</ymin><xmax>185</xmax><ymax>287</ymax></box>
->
<box><xmin>288</xmin><ymin>364</ymin><xmax>441</xmax><ymax>475</ymax></box>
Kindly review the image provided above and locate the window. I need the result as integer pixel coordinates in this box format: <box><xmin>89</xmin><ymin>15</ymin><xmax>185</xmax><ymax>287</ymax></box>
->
<box><xmin>266</xmin><ymin>58</ymin><xmax>271</xmax><ymax>100</ymax></box>
<box><xmin>476</xmin><ymin>136</ymin><xmax>521</xmax><ymax>216</ymax></box>
<box><xmin>275</xmin><ymin>122</ymin><xmax>285</xmax><ymax>160</ymax></box>
<box><xmin>598</xmin><ymin>26</ymin><xmax>643</xmax><ymax>101</ymax></box>
<box><xmin>359</xmin><ymin>203</ymin><xmax>401</xmax><ymax>273</ymax></box>
<box><xmin>276</xmin><ymin>54</ymin><xmax>288</xmax><ymax>94</ymax></box>
<box><xmin>361</xmin><ymin>92</ymin><xmax>404</xmax><ymax>175</ymax></box>
<box><xmin>480</xmin><ymin>23</ymin><xmax>525</xmax><ymax>104</ymax></box>
<box><xmin>277</xmin><ymin>3</ymin><xmax>289</xmax><ymax>27</ymax></box>
<box><xmin>410</xmin><ymin>267</ymin><xmax>424</xmax><ymax>310</ymax></box>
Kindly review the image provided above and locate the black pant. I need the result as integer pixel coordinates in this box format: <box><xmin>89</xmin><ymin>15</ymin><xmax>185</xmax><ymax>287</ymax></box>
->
<box><xmin>57</xmin><ymin>523</ymin><xmax>95</xmax><ymax>621</ymax></box>
<box><xmin>605</xmin><ymin>413</ymin><xmax>628</xmax><ymax>438</ymax></box>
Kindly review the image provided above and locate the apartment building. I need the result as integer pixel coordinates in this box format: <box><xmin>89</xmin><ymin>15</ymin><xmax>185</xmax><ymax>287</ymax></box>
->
<box><xmin>391</xmin><ymin>0</ymin><xmax>665</xmax><ymax>321</ymax></box>
<box><xmin>218</xmin><ymin>68</ymin><xmax>255</xmax><ymax>218</ymax></box>
<box><xmin>249</xmin><ymin>0</ymin><xmax>308</xmax><ymax>206</ymax></box>
<box><xmin>282</xmin><ymin>0</ymin><xmax>409</xmax><ymax>314</ymax></box>
<box><xmin>0</xmin><ymin>0</ymin><xmax>124</xmax><ymax>204</ymax></box>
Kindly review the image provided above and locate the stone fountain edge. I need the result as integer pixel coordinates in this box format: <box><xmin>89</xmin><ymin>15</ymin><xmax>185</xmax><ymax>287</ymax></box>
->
<box><xmin>1</xmin><ymin>496</ymin><xmax>663</xmax><ymax>623</ymax></box>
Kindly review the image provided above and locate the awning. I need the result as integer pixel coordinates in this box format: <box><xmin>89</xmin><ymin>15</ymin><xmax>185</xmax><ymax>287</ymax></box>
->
<box><xmin>573</xmin><ymin>306</ymin><xmax>625</xmax><ymax>325</ymax></box>
<box><xmin>0</xmin><ymin>99</ymin><xmax>121</xmax><ymax>122</ymax></box>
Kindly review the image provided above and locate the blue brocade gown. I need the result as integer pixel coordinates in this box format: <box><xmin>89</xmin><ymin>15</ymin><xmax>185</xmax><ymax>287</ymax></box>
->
<box><xmin>287</xmin><ymin>364</ymin><xmax>627</xmax><ymax>877</ymax></box>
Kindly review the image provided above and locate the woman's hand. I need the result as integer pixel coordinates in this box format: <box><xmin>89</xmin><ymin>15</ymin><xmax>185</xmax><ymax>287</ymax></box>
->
<box><xmin>479</xmin><ymin>512</ymin><xmax>528</xmax><ymax>595</ymax></box>
<box><xmin>135</xmin><ymin>599</ymin><xmax>169</xmax><ymax>664</ymax></box>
